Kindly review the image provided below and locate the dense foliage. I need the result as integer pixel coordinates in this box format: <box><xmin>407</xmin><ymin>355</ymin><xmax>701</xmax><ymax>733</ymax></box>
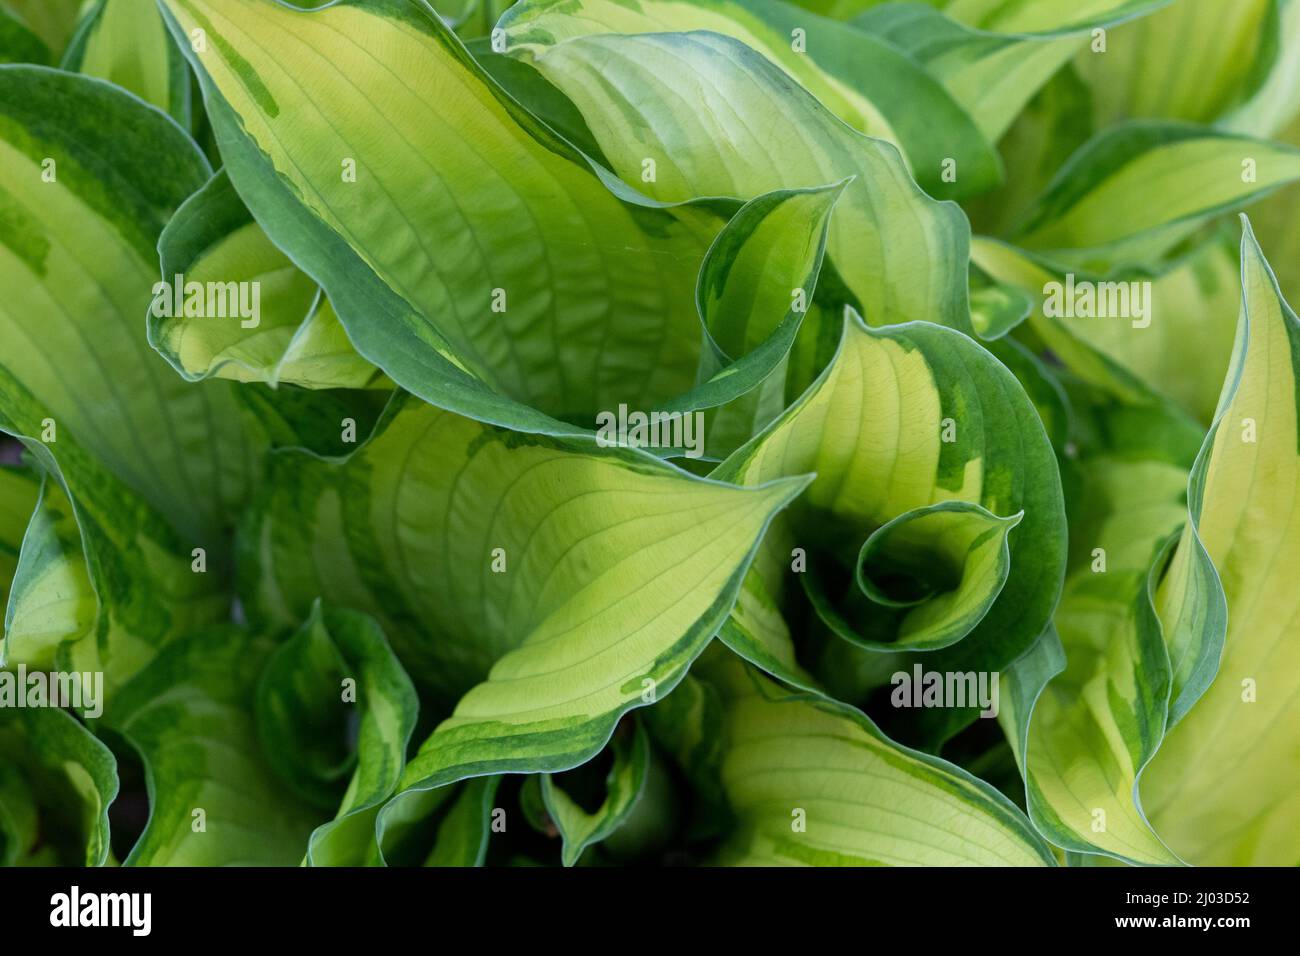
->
<box><xmin>1</xmin><ymin>0</ymin><xmax>1298</xmax><ymax>867</ymax></box>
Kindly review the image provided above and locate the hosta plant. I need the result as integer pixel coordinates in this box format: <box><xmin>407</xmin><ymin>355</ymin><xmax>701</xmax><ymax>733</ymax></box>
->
<box><xmin>1</xmin><ymin>0</ymin><xmax>1298</xmax><ymax>868</ymax></box>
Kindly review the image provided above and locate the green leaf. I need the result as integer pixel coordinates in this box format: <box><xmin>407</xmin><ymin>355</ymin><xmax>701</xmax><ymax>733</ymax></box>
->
<box><xmin>0</xmin><ymin>464</ymin><xmax>38</xmax><ymax>600</ymax></box>
<box><xmin>158</xmin><ymin>0</ymin><xmax>744</xmax><ymax>434</ymax></box>
<box><xmin>996</xmin><ymin>624</ymin><xmax>1066</xmax><ymax>777</ymax></box>
<box><xmin>1019</xmin><ymin>455</ymin><xmax>1188</xmax><ymax>864</ymax></box>
<box><xmin>0</xmin><ymin>0</ymin><xmax>82</xmax><ymax>56</ymax></box>
<box><xmin>641</xmin><ymin>673</ymin><xmax>728</xmax><ymax>838</ymax></box>
<box><xmin>1014</xmin><ymin>122</ymin><xmax>1300</xmax><ymax>271</ymax></box>
<box><xmin>109</xmin><ymin>626</ymin><xmax>323</xmax><ymax>866</ymax></box>
<box><xmin>969</xmin><ymin>278</ymin><xmax>1034</xmax><ymax>340</ymax></box>
<box><xmin>1141</xmin><ymin>218</ymin><xmax>1300</xmax><ymax>865</ymax></box>
<box><xmin>808</xmin><ymin>500</ymin><xmax>1022</xmax><ymax>652</ymax></box>
<box><xmin>542</xmin><ymin>718</ymin><xmax>650</xmax><ymax>866</ymax></box>
<box><xmin>423</xmin><ymin>776</ymin><xmax>500</xmax><ymax>866</ymax></box>
<box><xmin>0</xmin><ymin>65</ymin><xmax>257</xmax><ymax>687</ymax></box>
<box><xmin>669</xmin><ymin>182</ymin><xmax>843</xmax><ymax>458</ymax></box>
<box><xmin>971</xmin><ymin>234</ymin><xmax>1239</xmax><ymax>425</ymax></box>
<box><xmin>941</xmin><ymin>0</ymin><xmax>1170</xmax><ymax>34</ymax></box>
<box><xmin>62</xmin><ymin>0</ymin><xmax>193</xmax><ymax>124</ymax></box>
<box><xmin>702</xmin><ymin>652</ymin><xmax>1057</xmax><ymax>866</ymax></box>
<box><xmin>257</xmin><ymin>603</ymin><xmax>418</xmax><ymax>867</ymax></box>
<box><xmin>713</xmin><ymin>310</ymin><xmax>1065</xmax><ymax>730</ymax></box>
<box><xmin>500</xmin><ymin>0</ymin><xmax>1003</xmax><ymax>199</ymax></box>
<box><xmin>855</xmin><ymin>2</ymin><xmax>1083</xmax><ymax>144</ymax></box>
<box><xmin>0</xmin><ymin>7</ymin><xmax>49</xmax><ymax>64</ymax></box>
<box><xmin>1073</xmin><ymin>0</ymin><xmax>1273</xmax><ymax>126</ymax></box>
<box><xmin>0</xmin><ymin>706</ymin><xmax>117</xmax><ymax>866</ymax></box>
<box><xmin>150</xmin><ymin>169</ymin><xmax>388</xmax><ymax>391</ymax></box>
<box><xmin>2</xmin><ymin>473</ymin><xmax>95</xmax><ymax>668</ymax></box>
<box><xmin>501</xmin><ymin>21</ymin><xmax>974</xmax><ymax>333</ymax></box>
<box><xmin>241</xmin><ymin>394</ymin><xmax>807</xmax><ymax>800</ymax></box>
<box><xmin>0</xmin><ymin>65</ymin><xmax>258</xmax><ymax>545</ymax></box>
<box><xmin>1222</xmin><ymin>0</ymin><xmax>1300</xmax><ymax>138</ymax></box>
<box><xmin>982</xmin><ymin>336</ymin><xmax>1071</xmax><ymax>453</ymax></box>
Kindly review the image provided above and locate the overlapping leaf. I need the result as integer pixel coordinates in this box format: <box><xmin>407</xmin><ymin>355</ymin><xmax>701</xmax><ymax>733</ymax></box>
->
<box><xmin>240</xmin><ymin>393</ymin><xmax>806</xmax><ymax>818</ymax></box>
<box><xmin>63</xmin><ymin>0</ymin><xmax>193</xmax><ymax>123</ymax></box>
<box><xmin>0</xmin><ymin>66</ymin><xmax>257</xmax><ymax>689</ymax></box>
<box><xmin>159</xmin><ymin>0</ymin><xmax>763</xmax><ymax>434</ymax></box>
<box><xmin>499</xmin><ymin>0</ymin><xmax>1001</xmax><ymax>198</ymax></box>
<box><xmin>713</xmin><ymin>310</ymin><xmax>1065</xmax><ymax>740</ymax></box>
<box><xmin>500</xmin><ymin>9</ymin><xmax>973</xmax><ymax>333</ymax></box>
<box><xmin>150</xmin><ymin>169</ymin><xmax>387</xmax><ymax>391</ymax></box>
<box><xmin>701</xmin><ymin>651</ymin><xmax>1057</xmax><ymax>866</ymax></box>
<box><xmin>1140</xmin><ymin>221</ymin><xmax>1300</xmax><ymax>865</ymax></box>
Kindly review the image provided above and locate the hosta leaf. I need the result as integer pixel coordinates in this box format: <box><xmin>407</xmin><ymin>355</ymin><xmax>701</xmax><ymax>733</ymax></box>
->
<box><xmin>0</xmin><ymin>65</ymin><xmax>257</xmax><ymax>545</ymax></box>
<box><xmin>713</xmin><ymin>310</ymin><xmax>1065</xmax><ymax>731</ymax></box>
<box><xmin>373</xmin><ymin>773</ymin><xmax>509</xmax><ymax>866</ymax></box>
<box><xmin>423</xmin><ymin>776</ymin><xmax>500</xmax><ymax>866</ymax></box>
<box><xmin>1014</xmin><ymin>122</ymin><xmax>1300</xmax><ymax>271</ymax></box>
<box><xmin>1073</xmin><ymin>0</ymin><xmax>1272</xmax><ymax>126</ymax></box>
<box><xmin>241</xmin><ymin>394</ymin><xmax>807</xmax><ymax>797</ymax></box>
<box><xmin>1141</xmin><ymin>219</ymin><xmax>1300</xmax><ymax>865</ymax></box>
<box><xmin>641</xmin><ymin>673</ymin><xmax>728</xmax><ymax>838</ymax></box>
<box><xmin>542</xmin><ymin>718</ymin><xmax>649</xmax><ymax>866</ymax></box>
<box><xmin>1248</xmin><ymin>115</ymin><xmax>1300</xmax><ymax>306</ymax></box>
<box><xmin>257</xmin><ymin>603</ymin><xmax>418</xmax><ymax>867</ymax></box>
<box><xmin>1222</xmin><ymin>0</ymin><xmax>1300</xmax><ymax>138</ymax></box>
<box><xmin>502</xmin><ymin>23</ymin><xmax>973</xmax><ymax>333</ymax></box>
<box><xmin>63</xmin><ymin>0</ymin><xmax>193</xmax><ymax>124</ymax></box>
<box><xmin>855</xmin><ymin>2</ymin><xmax>1082</xmax><ymax>144</ymax></box>
<box><xmin>962</xmin><ymin>64</ymin><xmax>1094</xmax><ymax>239</ymax></box>
<box><xmin>982</xmin><ymin>336</ymin><xmax>1070</xmax><ymax>453</ymax></box>
<box><xmin>159</xmin><ymin>0</ymin><xmax>741</xmax><ymax>433</ymax></box>
<box><xmin>971</xmin><ymin>234</ymin><xmax>1239</xmax><ymax>425</ymax></box>
<box><xmin>0</xmin><ymin>706</ymin><xmax>117</xmax><ymax>866</ymax></box>
<box><xmin>2</xmin><ymin>474</ymin><xmax>94</xmax><ymax>668</ymax></box>
<box><xmin>500</xmin><ymin>0</ymin><xmax>1002</xmax><ymax>198</ymax></box>
<box><xmin>703</xmin><ymin>653</ymin><xmax>1056</xmax><ymax>866</ymax></box>
<box><xmin>0</xmin><ymin>464</ymin><xmax>37</xmax><ymax>600</ymax></box>
<box><xmin>671</xmin><ymin>182</ymin><xmax>843</xmax><ymax>458</ymax></box>
<box><xmin>150</xmin><ymin>169</ymin><xmax>388</xmax><ymax>391</ymax></box>
<box><xmin>1</xmin><ymin>432</ymin><xmax>227</xmax><ymax>693</ymax></box>
<box><xmin>0</xmin><ymin>0</ymin><xmax>82</xmax><ymax>55</ymax></box>
<box><xmin>785</xmin><ymin>0</ymin><xmax>1166</xmax><ymax>30</ymax></box>
<box><xmin>997</xmin><ymin>624</ymin><xmax>1066</xmax><ymax>774</ymax></box>
<box><xmin>1019</xmin><ymin>455</ymin><xmax>1188</xmax><ymax>864</ymax></box>
<box><xmin>433</xmin><ymin>0</ymin><xmax>514</xmax><ymax>39</ymax></box>
<box><xmin>0</xmin><ymin>65</ymin><xmax>259</xmax><ymax>687</ymax></box>
<box><xmin>940</xmin><ymin>0</ymin><xmax>1169</xmax><ymax>34</ymax></box>
<box><xmin>807</xmin><ymin>500</ymin><xmax>1021</xmax><ymax>652</ymax></box>
<box><xmin>109</xmin><ymin>627</ymin><xmax>322</xmax><ymax>866</ymax></box>
<box><xmin>969</xmin><ymin>276</ymin><xmax>1034</xmax><ymax>340</ymax></box>
<box><xmin>0</xmin><ymin>7</ymin><xmax>48</xmax><ymax>64</ymax></box>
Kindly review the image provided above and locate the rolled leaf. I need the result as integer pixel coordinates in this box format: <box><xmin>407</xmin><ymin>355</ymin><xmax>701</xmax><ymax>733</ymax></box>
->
<box><xmin>1142</xmin><ymin>219</ymin><xmax>1300</xmax><ymax>865</ymax></box>
<box><xmin>257</xmin><ymin>603</ymin><xmax>418</xmax><ymax>867</ymax></box>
